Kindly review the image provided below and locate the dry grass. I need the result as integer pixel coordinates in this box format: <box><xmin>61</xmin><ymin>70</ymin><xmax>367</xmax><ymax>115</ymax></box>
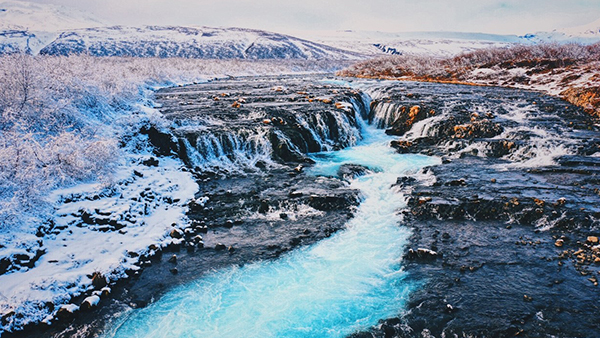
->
<box><xmin>338</xmin><ymin>43</ymin><xmax>600</xmax><ymax>117</ymax></box>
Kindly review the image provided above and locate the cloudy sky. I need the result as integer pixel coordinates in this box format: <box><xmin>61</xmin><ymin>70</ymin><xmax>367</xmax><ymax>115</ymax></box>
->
<box><xmin>27</xmin><ymin>0</ymin><xmax>600</xmax><ymax>35</ymax></box>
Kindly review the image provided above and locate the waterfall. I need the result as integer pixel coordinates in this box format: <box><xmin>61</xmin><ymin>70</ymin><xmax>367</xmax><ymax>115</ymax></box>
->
<box><xmin>179</xmin><ymin>104</ymin><xmax>363</xmax><ymax>172</ymax></box>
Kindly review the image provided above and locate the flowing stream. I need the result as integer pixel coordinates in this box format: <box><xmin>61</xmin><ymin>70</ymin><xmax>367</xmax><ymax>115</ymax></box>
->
<box><xmin>102</xmin><ymin>114</ymin><xmax>440</xmax><ymax>338</ymax></box>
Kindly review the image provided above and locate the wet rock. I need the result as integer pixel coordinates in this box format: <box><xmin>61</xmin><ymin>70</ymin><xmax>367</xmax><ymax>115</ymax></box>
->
<box><xmin>100</xmin><ymin>287</ymin><xmax>111</xmax><ymax>297</ymax></box>
<box><xmin>307</xmin><ymin>193</ymin><xmax>359</xmax><ymax>211</ymax></box>
<box><xmin>258</xmin><ymin>200</ymin><xmax>270</xmax><ymax>214</ymax></box>
<box><xmin>142</xmin><ymin>157</ymin><xmax>159</xmax><ymax>167</ymax></box>
<box><xmin>555</xmin><ymin>239</ymin><xmax>565</xmax><ymax>247</ymax></box>
<box><xmin>390</xmin><ymin>140</ymin><xmax>413</xmax><ymax>153</ymax></box>
<box><xmin>587</xmin><ymin>236</ymin><xmax>599</xmax><ymax>244</ymax></box>
<box><xmin>80</xmin><ymin>295</ymin><xmax>100</xmax><ymax>311</ymax></box>
<box><xmin>452</xmin><ymin>120</ymin><xmax>503</xmax><ymax>139</ymax></box>
<box><xmin>337</xmin><ymin>164</ymin><xmax>372</xmax><ymax>180</ymax></box>
<box><xmin>140</xmin><ymin>125</ymin><xmax>180</xmax><ymax>157</ymax></box>
<box><xmin>382</xmin><ymin>104</ymin><xmax>430</xmax><ymax>136</ymax></box>
<box><xmin>215</xmin><ymin>243</ymin><xmax>227</xmax><ymax>250</ymax></box>
<box><xmin>406</xmin><ymin>248</ymin><xmax>440</xmax><ymax>261</ymax></box>
<box><xmin>288</xmin><ymin>191</ymin><xmax>303</xmax><ymax>198</ymax></box>
<box><xmin>170</xmin><ymin>229</ymin><xmax>184</xmax><ymax>239</ymax></box>
<box><xmin>90</xmin><ymin>272</ymin><xmax>107</xmax><ymax>289</ymax></box>
<box><xmin>1</xmin><ymin>311</ymin><xmax>15</xmax><ymax>326</ymax></box>
<box><xmin>168</xmin><ymin>254</ymin><xmax>177</xmax><ymax>263</ymax></box>
<box><xmin>54</xmin><ymin>304</ymin><xmax>79</xmax><ymax>321</ymax></box>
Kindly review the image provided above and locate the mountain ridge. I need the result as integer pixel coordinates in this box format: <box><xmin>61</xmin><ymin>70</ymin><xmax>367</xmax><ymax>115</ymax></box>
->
<box><xmin>36</xmin><ymin>25</ymin><xmax>365</xmax><ymax>60</ymax></box>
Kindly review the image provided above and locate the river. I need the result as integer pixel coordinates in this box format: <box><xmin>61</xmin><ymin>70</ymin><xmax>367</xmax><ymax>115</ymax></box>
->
<box><xmin>101</xmin><ymin>109</ymin><xmax>440</xmax><ymax>338</ymax></box>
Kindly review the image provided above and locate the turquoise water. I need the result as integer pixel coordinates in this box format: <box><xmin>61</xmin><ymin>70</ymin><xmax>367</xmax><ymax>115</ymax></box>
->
<box><xmin>102</xmin><ymin>123</ymin><xmax>439</xmax><ymax>338</ymax></box>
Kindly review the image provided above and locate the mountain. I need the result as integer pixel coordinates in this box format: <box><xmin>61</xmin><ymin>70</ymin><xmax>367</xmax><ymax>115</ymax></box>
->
<box><xmin>290</xmin><ymin>30</ymin><xmax>532</xmax><ymax>57</ymax></box>
<box><xmin>517</xmin><ymin>18</ymin><xmax>600</xmax><ymax>44</ymax></box>
<box><xmin>2</xmin><ymin>1</ymin><xmax>599</xmax><ymax>60</ymax></box>
<box><xmin>37</xmin><ymin>25</ymin><xmax>364</xmax><ymax>60</ymax></box>
<box><xmin>291</xmin><ymin>30</ymin><xmax>531</xmax><ymax>57</ymax></box>
<box><xmin>0</xmin><ymin>0</ymin><xmax>106</xmax><ymax>32</ymax></box>
<box><xmin>0</xmin><ymin>0</ymin><xmax>107</xmax><ymax>54</ymax></box>
<box><xmin>559</xmin><ymin>18</ymin><xmax>600</xmax><ymax>38</ymax></box>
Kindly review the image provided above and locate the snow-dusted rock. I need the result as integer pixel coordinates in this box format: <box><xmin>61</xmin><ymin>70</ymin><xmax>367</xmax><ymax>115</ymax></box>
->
<box><xmin>80</xmin><ymin>295</ymin><xmax>100</xmax><ymax>310</ymax></box>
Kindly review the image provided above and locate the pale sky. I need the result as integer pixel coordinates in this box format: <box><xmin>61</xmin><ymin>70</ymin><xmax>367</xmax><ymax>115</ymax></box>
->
<box><xmin>27</xmin><ymin>0</ymin><xmax>600</xmax><ymax>35</ymax></box>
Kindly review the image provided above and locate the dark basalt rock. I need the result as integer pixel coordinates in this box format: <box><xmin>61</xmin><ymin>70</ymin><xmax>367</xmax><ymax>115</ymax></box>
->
<box><xmin>353</xmin><ymin>82</ymin><xmax>600</xmax><ymax>338</ymax></box>
<box><xmin>140</xmin><ymin>125</ymin><xmax>180</xmax><ymax>157</ymax></box>
<box><xmin>337</xmin><ymin>164</ymin><xmax>373</xmax><ymax>180</ymax></box>
<box><xmin>307</xmin><ymin>194</ymin><xmax>359</xmax><ymax>211</ymax></box>
<box><xmin>0</xmin><ymin>258</ymin><xmax>10</xmax><ymax>275</ymax></box>
<box><xmin>53</xmin><ymin>307</ymin><xmax>77</xmax><ymax>322</ymax></box>
<box><xmin>405</xmin><ymin>248</ymin><xmax>440</xmax><ymax>261</ymax></box>
<box><xmin>90</xmin><ymin>272</ymin><xmax>107</xmax><ymax>290</ymax></box>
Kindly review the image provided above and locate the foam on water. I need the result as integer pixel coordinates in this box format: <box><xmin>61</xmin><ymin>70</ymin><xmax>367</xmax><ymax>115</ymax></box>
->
<box><xmin>102</xmin><ymin>124</ymin><xmax>439</xmax><ymax>338</ymax></box>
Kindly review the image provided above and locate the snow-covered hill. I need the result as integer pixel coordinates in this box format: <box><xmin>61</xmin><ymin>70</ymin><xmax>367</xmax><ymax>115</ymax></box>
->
<box><xmin>560</xmin><ymin>17</ymin><xmax>600</xmax><ymax>38</ymax></box>
<box><xmin>517</xmin><ymin>17</ymin><xmax>600</xmax><ymax>44</ymax></box>
<box><xmin>0</xmin><ymin>0</ymin><xmax>107</xmax><ymax>55</ymax></box>
<box><xmin>0</xmin><ymin>0</ymin><xmax>106</xmax><ymax>32</ymax></box>
<box><xmin>292</xmin><ymin>30</ymin><xmax>527</xmax><ymax>57</ymax></box>
<box><xmin>38</xmin><ymin>25</ymin><xmax>364</xmax><ymax>60</ymax></box>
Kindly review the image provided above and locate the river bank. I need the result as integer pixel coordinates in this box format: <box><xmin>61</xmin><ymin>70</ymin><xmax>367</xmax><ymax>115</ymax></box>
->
<box><xmin>338</xmin><ymin>43</ymin><xmax>600</xmax><ymax>120</ymax></box>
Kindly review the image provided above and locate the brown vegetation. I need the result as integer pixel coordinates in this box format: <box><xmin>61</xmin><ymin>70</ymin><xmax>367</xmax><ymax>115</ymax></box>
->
<box><xmin>338</xmin><ymin>43</ymin><xmax>600</xmax><ymax>117</ymax></box>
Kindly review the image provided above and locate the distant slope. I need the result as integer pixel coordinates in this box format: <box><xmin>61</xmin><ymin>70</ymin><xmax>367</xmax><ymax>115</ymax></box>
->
<box><xmin>291</xmin><ymin>30</ymin><xmax>527</xmax><ymax>57</ymax></box>
<box><xmin>0</xmin><ymin>0</ymin><xmax>106</xmax><ymax>31</ymax></box>
<box><xmin>38</xmin><ymin>26</ymin><xmax>364</xmax><ymax>60</ymax></box>
<box><xmin>518</xmin><ymin>17</ymin><xmax>600</xmax><ymax>44</ymax></box>
<box><xmin>0</xmin><ymin>0</ymin><xmax>107</xmax><ymax>54</ymax></box>
<box><xmin>560</xmin><ymin>17</ymin><xmax>600</xmax><ymax>38</ymax></box>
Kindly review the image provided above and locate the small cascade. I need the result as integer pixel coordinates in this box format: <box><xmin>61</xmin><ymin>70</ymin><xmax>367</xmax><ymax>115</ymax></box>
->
<box><xmin>349</xmin><ymin>90</ymin><xmax>371</xmax><ymax>121</ymax></box>
<box><xmin>177</xmin><ymin>105</ymin><xmax>363</xmax><ymax>173</ymax></box>
<box><xmin>182</xmin><ymin>127</ymin><xmax>274</xmax><ymax>172</ymax></box>
<box><xmin>369</xmin><ymin>101</ymin><xmax>404</xmax><ymax>129</ymax></box>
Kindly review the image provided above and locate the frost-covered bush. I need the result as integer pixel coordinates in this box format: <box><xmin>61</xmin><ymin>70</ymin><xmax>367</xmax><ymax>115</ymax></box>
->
<box><xmin>0</xmin><ymin>55</ymin><xmax>121</xmax><ymax>230</ymax></box>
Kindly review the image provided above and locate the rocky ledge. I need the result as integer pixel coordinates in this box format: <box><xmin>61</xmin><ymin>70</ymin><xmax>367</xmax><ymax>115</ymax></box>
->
<box><xmin>356</xmin><ymin>80</ymin><xmax>600</xmax><ymax>337</ymax></box>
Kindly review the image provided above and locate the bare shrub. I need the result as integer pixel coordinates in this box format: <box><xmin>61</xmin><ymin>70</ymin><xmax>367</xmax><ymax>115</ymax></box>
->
<box><xmin>339</xmin><ymin>42</ymin><xmax>600</xmax><ymax>80</ymax></box>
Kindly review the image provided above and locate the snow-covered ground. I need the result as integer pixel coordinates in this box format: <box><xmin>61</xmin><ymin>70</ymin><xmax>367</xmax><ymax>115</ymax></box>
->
<box><xmin>0</xmin><ymin>152</ymin><xmax>198</xmax><ymax>331</ymax></box>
